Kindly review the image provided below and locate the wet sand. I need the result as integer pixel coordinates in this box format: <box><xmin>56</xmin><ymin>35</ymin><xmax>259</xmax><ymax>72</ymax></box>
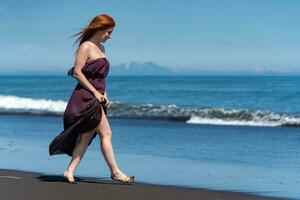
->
<box><xmin>0</xmin><ymin>169</ymin><xmax>283</xmax><ymax>200</ymax></box>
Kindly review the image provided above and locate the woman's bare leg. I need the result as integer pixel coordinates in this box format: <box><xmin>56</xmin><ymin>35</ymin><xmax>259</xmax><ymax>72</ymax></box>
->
<box><xmin>64</xmin><ymin>128</ymin><xmax>96</xmax><ymax>181</ymax></box>
<box><xmin>95</xmin><ymin>107</ymin><xmax>131</xmax><ymax>180</ymax></box>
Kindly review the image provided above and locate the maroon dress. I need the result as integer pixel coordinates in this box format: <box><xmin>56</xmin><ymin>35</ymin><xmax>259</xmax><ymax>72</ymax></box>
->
<box><xmin>49</xmin><ymin>57</ymin><xmax>110</xmax><ymax>156</ymax></box>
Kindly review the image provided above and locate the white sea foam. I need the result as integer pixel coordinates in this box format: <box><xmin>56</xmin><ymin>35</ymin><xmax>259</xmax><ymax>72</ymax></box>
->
<box><xmin>186</xmin><ymin>116</ymin><xmax>281</xmax><ymax>127</ymax></box>
<box><xmin>0</xmin><ymin>95</ymin><xmax>67</xmax><ymax>114</ymax></box>
<box><xmin>186</xmin><ymin>113</ymin><xmax>300</xmax><ymax>127</ymax></box>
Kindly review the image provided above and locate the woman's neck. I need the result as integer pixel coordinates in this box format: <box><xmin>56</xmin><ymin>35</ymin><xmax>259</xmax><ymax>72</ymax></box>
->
<box><xmin>89</xmin><ymin>33</ymin><xmax>103</xmax><ymax>44</ymax></box>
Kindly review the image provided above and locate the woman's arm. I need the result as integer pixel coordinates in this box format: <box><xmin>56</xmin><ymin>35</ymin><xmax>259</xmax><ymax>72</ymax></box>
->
<box><xmin>72</xmin><ymin>43</ymin><xmax>106</xmax><ymax>102</ymax></box>
<box><xmin>72</xmin><ymin>44</ymin><xmax>97</xmax><ymax>94</ymax></box>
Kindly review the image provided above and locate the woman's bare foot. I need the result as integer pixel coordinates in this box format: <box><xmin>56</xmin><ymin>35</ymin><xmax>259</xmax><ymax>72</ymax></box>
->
<box><xmin>63</xmin><ymin>170</ymin><xmax>77</xmax><ymax>184</ymax></box>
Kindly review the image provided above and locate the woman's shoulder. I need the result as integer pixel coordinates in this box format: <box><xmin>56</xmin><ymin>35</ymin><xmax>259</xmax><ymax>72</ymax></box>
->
<box><xmin>80</xmin><ymin>41</ymin><xmax>94</xmax><ymax>49</ymax></box>
<box><xmin>80</xmin><ymin>41</ymin><xmax>105</xmax><ymax>52</ymax></box>
<box><xmin>77</xmin><ymin>41</ymin><xmax>92</xmax><ymax>55</ymax></box>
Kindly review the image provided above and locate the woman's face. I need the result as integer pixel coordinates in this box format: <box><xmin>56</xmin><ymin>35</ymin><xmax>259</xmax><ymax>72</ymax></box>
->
<box><xmin>100</xmin><ymin>27</ymin><xmax>114</xmax><ymax>43</ymax></box>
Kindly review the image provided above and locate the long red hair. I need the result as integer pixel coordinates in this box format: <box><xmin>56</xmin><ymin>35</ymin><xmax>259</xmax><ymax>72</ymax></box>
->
<box><xmin>72</xmin><ymin>14</ymin><xmax>116</xmax><ymax>47</ymax></box>
<box><xmin>67</xmin><ymin>14</ymin><xmax>115</xmax><ymax>75</ymax></box>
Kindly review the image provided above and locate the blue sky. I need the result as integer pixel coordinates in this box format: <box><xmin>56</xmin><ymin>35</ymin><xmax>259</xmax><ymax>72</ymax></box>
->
<box><xmin>0</xmin><ymin>0</ymin><xmax>299</xmax><ymax>74</ymax></box>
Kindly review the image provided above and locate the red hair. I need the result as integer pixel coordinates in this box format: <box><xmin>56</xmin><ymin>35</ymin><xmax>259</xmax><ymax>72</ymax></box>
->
<box><xmin>72</xmin><ymin>14</ymin><xmax>116</xmax><ymax>47</ymax></box>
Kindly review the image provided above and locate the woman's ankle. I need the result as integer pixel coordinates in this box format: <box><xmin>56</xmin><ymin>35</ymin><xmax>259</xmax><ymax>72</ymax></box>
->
<box><xmin>111</xmin><ymin>168</ymin><xmax>122</xmax><ymax>176</ymax></box>
<box><xmin>65</xmin><ymin>169</ymin><xmax>74</xmax><ymax>175</ymax></box>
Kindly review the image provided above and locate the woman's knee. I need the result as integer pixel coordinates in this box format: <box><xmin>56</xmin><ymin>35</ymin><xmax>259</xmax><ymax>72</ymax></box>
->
<box><xmin>98</xmin><ymin>130</ymin><xmax>112</xmax><ymax>140</ymax></box>
<box><xmin>94</xmin><ymin>110</ymin><xmax>112</xmax><ymax>139</ymax></box>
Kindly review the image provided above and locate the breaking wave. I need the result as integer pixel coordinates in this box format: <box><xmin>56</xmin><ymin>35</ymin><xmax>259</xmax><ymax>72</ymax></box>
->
<box><xmin>0</xmin><ymin>95</ymin><xmax>299</xmax><ymax>127</ymax></box>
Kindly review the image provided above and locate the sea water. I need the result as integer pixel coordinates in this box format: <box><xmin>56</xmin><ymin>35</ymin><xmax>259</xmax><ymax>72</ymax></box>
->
<box><xmin>0</xmin><ymin>75</ymin><xmax>300</xmax><ymax>199</ymax></box>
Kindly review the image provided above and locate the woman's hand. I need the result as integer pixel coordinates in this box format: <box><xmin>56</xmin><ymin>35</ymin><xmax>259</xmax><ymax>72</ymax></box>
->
<box><xmin>93</xmin><ymin>91</ymin><xmax>110</xmax><ymax>107</ymax></box>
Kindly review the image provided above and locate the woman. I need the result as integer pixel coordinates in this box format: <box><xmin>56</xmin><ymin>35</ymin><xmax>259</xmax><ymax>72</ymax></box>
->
<box><xmin>49</xmin><ymin>14</ymin><xmax>134</xmax><ymax>184</ymax></box>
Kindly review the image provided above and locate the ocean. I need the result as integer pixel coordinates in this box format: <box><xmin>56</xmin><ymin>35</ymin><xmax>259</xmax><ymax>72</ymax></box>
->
<box><xmin>1</xmin><ymin>75</ymin><xmax>300</xmax><ymax>199</ymax></box>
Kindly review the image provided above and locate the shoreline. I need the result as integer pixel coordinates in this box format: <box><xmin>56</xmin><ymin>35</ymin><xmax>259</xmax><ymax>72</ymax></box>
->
<box><xmin>0</xmin><ymin>169</ymin><xmax>284</xmax><ymax>200</ymax></box>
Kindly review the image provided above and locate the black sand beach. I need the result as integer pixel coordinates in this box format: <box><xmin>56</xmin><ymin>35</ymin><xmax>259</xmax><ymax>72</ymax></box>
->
<box><xmin>0</xmin><ymin>169</ymin><xmax>284</xmax><ymax>200</ymax></box>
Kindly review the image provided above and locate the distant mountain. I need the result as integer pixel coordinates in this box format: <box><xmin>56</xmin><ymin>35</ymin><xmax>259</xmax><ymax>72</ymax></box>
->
<box><xmin>109</xmin><ymin>61</ymin><xmax>175</xmax><ymax>76</ymax></box>
<box><xmin>2</xmin><ymin>62</ymin><xmax>298</xmax><ymax>76</ymax></box>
